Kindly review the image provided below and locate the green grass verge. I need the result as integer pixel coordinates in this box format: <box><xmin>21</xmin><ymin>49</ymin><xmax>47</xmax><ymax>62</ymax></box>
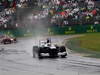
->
<box><xmin>66</xmin><ymin>33</ymin><xmax>100</xmax><ymax>58</ymax></box>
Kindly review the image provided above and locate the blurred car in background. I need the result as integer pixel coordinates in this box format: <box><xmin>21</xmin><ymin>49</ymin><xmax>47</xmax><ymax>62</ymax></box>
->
<box><xmin>0</xmin><ymin>34</ymin><xmax>17</xmax><ymax>44</ymax></box>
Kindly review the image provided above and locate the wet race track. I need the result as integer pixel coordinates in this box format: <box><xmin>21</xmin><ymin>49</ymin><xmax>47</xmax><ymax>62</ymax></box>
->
<box><xmin>0</xmin><ymin>35</ymin><xmax>100</xmax><ymax>75</ymax></box>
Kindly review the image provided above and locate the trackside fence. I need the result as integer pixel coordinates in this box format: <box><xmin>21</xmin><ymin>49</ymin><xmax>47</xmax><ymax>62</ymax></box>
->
<box><xmin>48</xmin><ymin>24</ymin><xmax>100</xmax><ymax>35</ymax></box>
<box><xmin>0</xmin><ymin>25</ymin><xmax>100</xmax><ymax>37</ymax></box>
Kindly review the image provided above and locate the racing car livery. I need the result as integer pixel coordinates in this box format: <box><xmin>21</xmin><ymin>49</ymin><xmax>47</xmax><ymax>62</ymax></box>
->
<box><xmin>32</xmin><ymin>38</ymin><xmax>67</xmax><ymax>58</ymax></box>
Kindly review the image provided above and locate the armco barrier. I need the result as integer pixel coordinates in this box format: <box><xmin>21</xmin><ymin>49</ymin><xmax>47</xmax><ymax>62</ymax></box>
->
<box><xmin>0</xmin><ymin>28</ymin><xmax>48</xmax><ymax>37</ymax></box>
<box><xmin>73</xmin><ymin>25</ymin><xmax>87</xmax><ymax>33</ymax></box>
<box><xmin>0</xmin><ymin>25</ymin><xmax>100</xmax><ymax>37</ymax></box>
<box><xmin>48</xmin><ymin>25</ymin><xmax>100</xmax><ymax>35</ymax></box>
<box><xmin>0</xmin><ymin>29</ymin><xmax>25</xmax><ymax>37</ymax></box>
<box><xmin>95</xmin><ymin>24</ymin><xmax>100</xmax><ymax>32</ymax></box>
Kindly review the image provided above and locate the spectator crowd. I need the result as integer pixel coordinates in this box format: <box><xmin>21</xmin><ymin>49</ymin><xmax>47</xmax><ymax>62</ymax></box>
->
<box><xmin>38</xmin><ymin>0</ymin><xmax>100</xmax><ymax>26</ymax></box>
<box><xmin>0</xmin><ymin>0</ymin><xmax>16</xmax><ymax>28</ymax></box>
<box><xmin>0</xmin><ymin>0</ymin><xmax>36</xmax><ymax>28</ymax></box>
<box><xmin>0</xmin><ymin>0</ymin><xmax>100</xmax><ymax>28</ymax></box>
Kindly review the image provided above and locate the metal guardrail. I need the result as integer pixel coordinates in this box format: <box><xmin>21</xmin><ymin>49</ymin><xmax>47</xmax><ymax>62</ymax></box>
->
<box><xmin>0</xmin><ymin>25</ymin><xmax>100</xmax><ymax>37</ymax></box>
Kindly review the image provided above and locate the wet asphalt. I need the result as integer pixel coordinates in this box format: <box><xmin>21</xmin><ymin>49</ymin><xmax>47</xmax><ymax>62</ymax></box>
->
<box><xmin>0</xmin><ymin>35</ymin><xmax>100</xmax><ymax>75</ymax></box>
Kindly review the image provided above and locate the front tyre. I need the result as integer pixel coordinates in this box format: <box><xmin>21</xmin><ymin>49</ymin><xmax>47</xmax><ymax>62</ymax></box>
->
<box><xmin>38</xmin><ymin>51</ymin><xmax>42</xmax><ymax>59</ymax></box>
<box><xmin>33</xmin><ymin>46</ymin><xmax>38</xmax><ymax>58</ymax></box>
<box><xmin>33</xmin><ymin>46</ymin><xmax>42</xmax><ymax>59</ymax></box>
<box><xmin>59</xmin><ymin>46</ymin><xmax>67</xmax><ymax>58</ymax></box>
<box><xmin>61</xmin><ymin>53</ymin><xmax>67</xmax><ymax>58</ymax></box>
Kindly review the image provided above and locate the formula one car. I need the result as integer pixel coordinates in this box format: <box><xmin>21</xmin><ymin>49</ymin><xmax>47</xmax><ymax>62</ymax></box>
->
<box><xmin>0</xmin><ymin>34</ymin><xmax>17</xmax><ymax>44</ymax></box>
<box><xmin>32</xmin><ymin>38</ymin><xmax>67</xmax><ymax>58</ymax></box>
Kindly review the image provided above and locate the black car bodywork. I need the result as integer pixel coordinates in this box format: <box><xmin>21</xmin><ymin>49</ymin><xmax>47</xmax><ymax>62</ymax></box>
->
<box><xmin>33</xmin><ymin>40</ymin><xmax>67</xmax><ymax>59</ymax></box>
